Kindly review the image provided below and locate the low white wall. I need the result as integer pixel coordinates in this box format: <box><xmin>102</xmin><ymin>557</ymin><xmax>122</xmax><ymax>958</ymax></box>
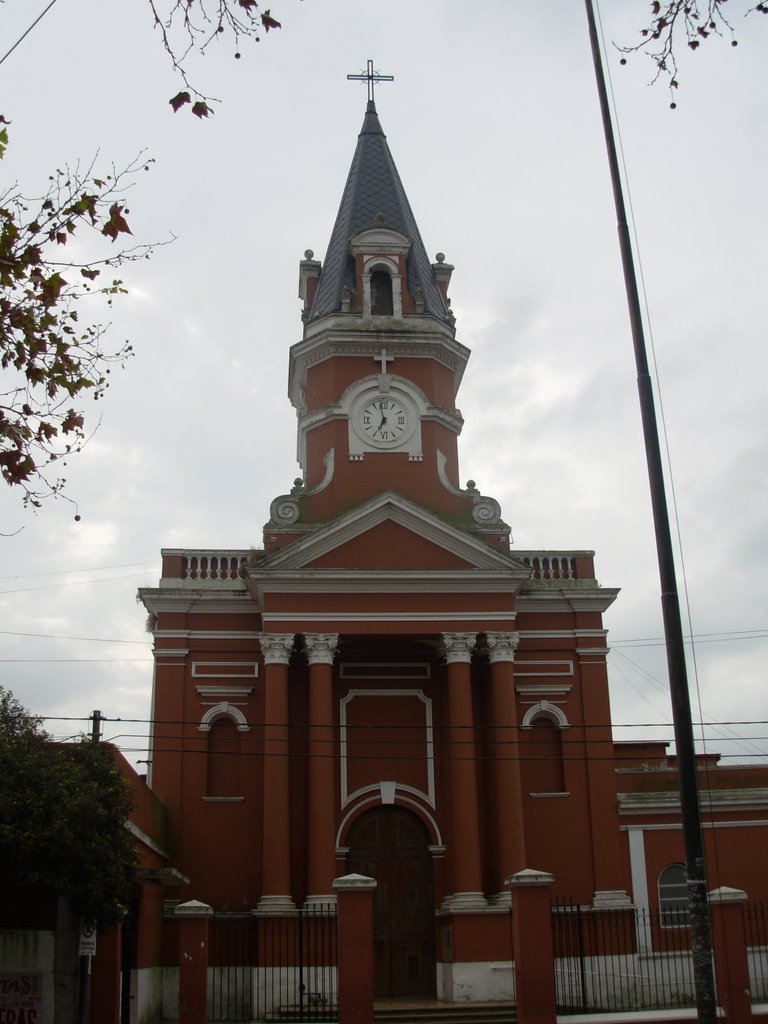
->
<box><xmin>436</xmin><ymin>960</ymin><xmax>515</xmax><ymax>1002</ymax></box>
<box><xmin>0</xmin><ymin>930</ymin><xmax>55</xmax><ymax>1024</ymax></box>
<box><xmin>131</xmin><ymin>965</ymin><xmax>166</xmax><ymax>1024</ymax></box>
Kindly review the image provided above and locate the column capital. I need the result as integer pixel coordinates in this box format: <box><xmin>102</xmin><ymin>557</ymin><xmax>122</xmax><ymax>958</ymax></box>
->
<box><xmin>486</xmin><ymin>631</ymin><xmax>520</xmax><ymax>663</ymax></box>
<box><xmin>304</xmin><ymin>633</ymin><xmax>339</xmax><ymax>666</ymax></box>
<box><xmin>259</xmin><ymin>633</ymin><xmax>295</xmax><ymax>665</ymax></box>
<box><xmin>441</xmin><ymin>632</ymin><xmax>477</xmax><ymax>664</ymax></box>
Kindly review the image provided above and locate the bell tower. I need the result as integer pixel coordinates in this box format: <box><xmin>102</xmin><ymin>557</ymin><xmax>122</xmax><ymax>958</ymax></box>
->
<box><xmin>269</xmin><ymin>92</ymin><xmax>509</xmax><ymax>551</ymax></box>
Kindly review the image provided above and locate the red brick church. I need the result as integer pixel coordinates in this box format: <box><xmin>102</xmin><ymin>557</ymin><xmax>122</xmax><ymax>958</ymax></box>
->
<box><xmin>135</xmin><ymin>94</ymin><xmax>768</xmax><ymax>1011</ymax></box>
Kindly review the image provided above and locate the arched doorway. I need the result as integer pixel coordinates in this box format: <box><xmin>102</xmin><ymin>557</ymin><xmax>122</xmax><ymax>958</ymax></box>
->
<box><xmin>346</xmin><ymin>806</ymin><xmax>436</xmax><ymax>998</ymax></box>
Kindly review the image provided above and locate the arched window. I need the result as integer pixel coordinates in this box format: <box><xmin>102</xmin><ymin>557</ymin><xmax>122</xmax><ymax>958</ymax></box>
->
<box><xmin>658</xmin><ymin>863</ymin><xmax>689</xmax><ymax>926</ymax></box>
<box><xmin>370</xmin><ymin>270</ymin><xmax>394</xmax><ymax>315</ymax></box>
<box><xmin>520</xmin><ymin>715</ymin><xmax>565</xmax><ymax>794</ymax></box>
<box><xmin>206</xmin><ymin>717</ymin><xmax>240</xmax><ymax>797</ymax></box>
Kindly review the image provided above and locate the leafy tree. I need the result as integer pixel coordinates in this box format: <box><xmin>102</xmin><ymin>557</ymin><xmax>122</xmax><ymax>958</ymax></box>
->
<box><xmin>0</xmin><ymin>119</ymin><xmax>158</xmax><ymax>510</ymax></box>
<box><xmin>149</xmin><ymin>0</ymin><xmax>284</xmax><ymax>118</ymax></box>
<box><xmin>0</xmin><ymin>687</ymin><xmax>138</xmax><ymax>926</ymax></box>
<box><xmin>617</xmin><ymin>0</ymin><xmax>767</xmax><ymax>105</ymax></box>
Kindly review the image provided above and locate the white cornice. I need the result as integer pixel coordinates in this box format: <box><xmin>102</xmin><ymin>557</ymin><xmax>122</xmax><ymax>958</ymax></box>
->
<box><xmin>154</xmin><ymin>630</ymin><xmax>261</xmax><ymax>640</ymax></box>
<box><xmin>516</xmin><ymin>590</ymin><xmax>620</xmax><ymax>613</ymax></box>
<box><xmin>253</xmin><ymin>570</ymin><xmax>524</xmax><ymax>594</ymax></box>
<box><xmin>262</xmin><ymin>611</ymin><xmax>516</xmax><ymax>624</ymax></box>
<box><xmin>618</xmin><ymin>789</ymin><xmax>768</xmax><ymax>815</ymax></box>
<box><xmin>140</xmin><ymin>591</ymin><xmax>259</xmax><ymax>614</ymax></box>
<box><xmin>288</xmin><ymin>327</ymin><xmax>470</xmax><ymax>409</ymax></box>
<box><xmin>518</xmin><ymin>629</ymin><xmax>609</xmax><ymax>640</ymax></box>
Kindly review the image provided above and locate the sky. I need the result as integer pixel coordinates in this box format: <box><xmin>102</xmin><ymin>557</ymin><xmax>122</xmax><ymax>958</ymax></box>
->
<box><xmin>0</xmin><ymin>0</ymin><xmax>766</xmax><ymax>768</ymax></box>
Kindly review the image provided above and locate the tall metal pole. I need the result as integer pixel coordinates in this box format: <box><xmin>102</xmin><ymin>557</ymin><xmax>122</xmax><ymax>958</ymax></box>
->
<box><xmin>582</xmin><ymin>3</ymin><xmax>716</xmax><ymax>1021</ymax></box>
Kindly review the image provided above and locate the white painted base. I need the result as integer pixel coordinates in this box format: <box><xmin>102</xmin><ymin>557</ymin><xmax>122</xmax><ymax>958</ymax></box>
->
<box><xmin>253</xmin><ymin>894</ymin><xmax>297</xmax><ymax>915</ymax></box>
<box><xmin>490</xmin><ymin>891</ymin><xmax>512</xmax><ymax>908</ymax></box>
<box><xmin>130</xmin><ymin>966</ymin><xmax>166</xmax><ymax>1024</ymax></box>
<box><xmin>160</xmin><ymin>966</ymin><xmax>179</xmax><ymax>1023</ymax></box>
<box><xmin>592</xmin><ymin>889</ymin><xmax>632</xmax><ymax>908</ymax></box>
<box><xmin>303</xmin><ymin>894</ymin><xmax>338</xmax><ymax>910</ymax></box>
<box><xmin>437</xmin><ymin>960</ymin><xmax>515</xmax><ymax>1002</ymax></box>
<box><xmin>439</xmin><ymin>892</ymin><xmax>488</xmax><ymax>912</ymax></box>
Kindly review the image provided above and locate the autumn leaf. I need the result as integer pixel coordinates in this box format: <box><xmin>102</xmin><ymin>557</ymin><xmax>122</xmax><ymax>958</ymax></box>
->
<box><xmin>80</xmin><ymin>268</ymin><xmax>101</xmax><ymax>280</ymax></box>
<box><xmin>61</xmin><ymin>410</ymin><xmax>85</xmax><ymax>434</ymax></box>
<box><xmin>261</xmin><ymin>10</ymin><xmax>281</xmax><ymax>30</ymax></box>
<box><xmin>101</xmin><ymin>203</ymin><xmax>132</xmax><ymax>241</ymax></box>
<box><xmin>192</xmin><ymin>101</ymin><xmax>212</xmax><ymax>118</ymax></box>
<box><xmin>169</xmin><ymin>91</ymin><xmax>192</xmax><ymax>112</ymax></box>
<box><xmin>238</xmin><ymin>0</ymin><xmax>258</xmax><ymax>8</ymax></box>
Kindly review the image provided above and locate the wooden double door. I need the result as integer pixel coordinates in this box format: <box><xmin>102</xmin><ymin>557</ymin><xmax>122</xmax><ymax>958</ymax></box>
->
<box><xmin>347</xmin><ymin>807</ymin><xmax>436</xmax><ymax>998</ymax></box>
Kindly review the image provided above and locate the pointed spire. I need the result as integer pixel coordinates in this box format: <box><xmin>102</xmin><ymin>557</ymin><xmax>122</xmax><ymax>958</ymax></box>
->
<box><xmin>359</xmin><ymin>99</ymin><xmax>385</xmax><ymax>136</ymax></box>
<box><xmin>308</xmin><ymin>103</ymin><xmax>449</xmax><ymax>323</ymax></box>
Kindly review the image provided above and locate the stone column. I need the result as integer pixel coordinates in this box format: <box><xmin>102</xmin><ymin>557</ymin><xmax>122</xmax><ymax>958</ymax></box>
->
<box><xmin>441</xmin><ymin>632</ymin><xmax>486</xmax><ymax>910</ymax></box>
<box><xmin>487</xmin><ymin>631</ymin><xmax>526</xmax><ymax>903</ymax></box>
<box><xmin>305</xmin><ymin>633</ymin><xmax>339</xmax><ymax>906</ymax></box>
<box><xmin>256</xmin><ymin>633</ymin><xmax>296</xmax><ymax>914</ymax></box>
<box><xmin>709</xmin><ymin>885</ymin><xmax>752</xmax><ymax>1024</ymax></box>
<box><xmin>507</xmin><ymin>870</ymin><xmax>557</xmax><ymax>1024</ymax></box>
<box><xmin>176</xmin><ymin>900</ymin><xmax>213</xmax><ymax>1024</ymax></box>
<box><xmin>333</xmin><ymin>873</ymin><xmax>377</xmax><ymax>1024</ymax></box>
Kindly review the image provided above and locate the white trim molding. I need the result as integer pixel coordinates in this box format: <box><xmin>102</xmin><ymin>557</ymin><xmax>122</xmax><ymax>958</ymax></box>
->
<box><xmin>339</xmin><ymin>688</ymin><xmax>435</xmax><ymax>807</ymax></box>
<box><xmin>197</xmin><ymin>702</ymin><xmax>251</xmax><ymax>733</ymax></box>
<box><xmin>520</xmin><ymin>701</ymin><xmax>570</xmax><ymax>729</ymax></box>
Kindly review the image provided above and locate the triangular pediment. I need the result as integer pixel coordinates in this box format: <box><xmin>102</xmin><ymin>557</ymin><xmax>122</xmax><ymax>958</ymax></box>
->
<box><xmin>254</xmin><ymin>492</ymin><xmax>528</xmax><ymax>574</ymax></box>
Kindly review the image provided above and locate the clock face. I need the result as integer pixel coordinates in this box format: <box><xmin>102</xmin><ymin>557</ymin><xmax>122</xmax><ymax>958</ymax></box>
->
<box><xmin>359</xmin><ymin>395</ymin><xmax>409</xmax><ymax>446</ymax></box>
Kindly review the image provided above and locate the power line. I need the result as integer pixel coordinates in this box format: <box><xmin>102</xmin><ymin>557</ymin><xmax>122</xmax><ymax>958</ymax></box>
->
<box><xmin>0</xmin><ymin>630</ymin><xmax>150</xmax><ymax>645</ymax></box>
<box><xmin>0</xmin><ymin>561</ymin><xmax>158</xmax><ymax>582</ymax></box>
<box><xmin>0</xmin><ymin>0</ymin><xmax>60</xmax><ymax>68</ymax></box>
<box><xmin>0</xmin><ymin>571</ymin><xmax>156</xmax><ymax>596</ymax></box>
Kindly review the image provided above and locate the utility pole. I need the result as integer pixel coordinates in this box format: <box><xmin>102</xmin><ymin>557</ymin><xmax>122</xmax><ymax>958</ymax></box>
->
<box><xmin>90</xmin><ymin>709</ymin><xmax>103</xmax><ymax>743</ymax></box>
<box><xmin>582</xmin><ymin>3</ymin><xmax>716</xmax><ymax>1022</ymax></box>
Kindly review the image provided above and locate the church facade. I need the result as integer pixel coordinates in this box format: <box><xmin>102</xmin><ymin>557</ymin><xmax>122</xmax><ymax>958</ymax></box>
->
<box><xmin>138</xmin><ymin>98</ymin><xmax>768</xmax><ymax>1005</ymax></box>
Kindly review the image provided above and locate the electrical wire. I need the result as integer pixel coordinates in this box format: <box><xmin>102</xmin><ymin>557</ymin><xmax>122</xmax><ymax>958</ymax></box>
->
<box><xmin>0</xmin><ymin>0</ymin><xmax>60</xmax><ymax>68</ymax></box>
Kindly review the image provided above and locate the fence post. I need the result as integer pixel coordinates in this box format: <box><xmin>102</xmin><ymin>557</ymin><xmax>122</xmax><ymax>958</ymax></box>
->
<box><xmin>88</xmin><ymin>923</ymin><xmax>121</xmax><ymax>1024</ymax></box>
<box><xmin>507</xmin><ymin>869</ymin><xmax>557</xmax><ymax>1024</ymax></box>
<box><xmin>176</xmin><ymin>899</ymin><xmax>213</xmax><ymax>1024</ymax></box>
<box><xmin>709</xmin><ymin>886</ymin><xmax>752</xmax><ymax>1024</ymax></box>
<box><xmin>333</xmin><ymin>873</ymin><xmax>377</xmax><ymax>1024</ymax></box>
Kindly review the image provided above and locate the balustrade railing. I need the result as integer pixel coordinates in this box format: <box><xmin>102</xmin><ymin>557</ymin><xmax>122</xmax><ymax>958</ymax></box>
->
<box><xmin>161</xmin><ymin>549</ymin><xmax>592</xmax><ymax>585</ymax></box>
<box><xmin>518</xmin><ymin>553</ymin><xmax>577</xmax><ymax>581</ymax></box>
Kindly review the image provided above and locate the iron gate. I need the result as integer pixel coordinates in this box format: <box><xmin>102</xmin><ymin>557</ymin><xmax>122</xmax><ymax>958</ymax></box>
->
<box><xmin>209</xmin><ymin>903</ymin><xmax>338</xmax><ymax>1022</ymax></box>
<box><xmin>551</xmin><ymin>900</ymin><xmax>696</xmax><ymax>1012</ymax></box>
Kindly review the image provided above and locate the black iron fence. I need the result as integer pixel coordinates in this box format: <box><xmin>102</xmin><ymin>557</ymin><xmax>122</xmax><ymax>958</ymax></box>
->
<box><xmin>552</xmin><ymin>900</ymin><xmax>696</xmax><ymax>1012</ymax></box>
<box><xmin>209</xmin><ymin>903</ymin><xmax>338</xmax><ymax>1023</ymax></box>
<box><xmin>745</xmin><ymin>901</ymin><xmax>768</xmax><ymax>1003</ymax></box>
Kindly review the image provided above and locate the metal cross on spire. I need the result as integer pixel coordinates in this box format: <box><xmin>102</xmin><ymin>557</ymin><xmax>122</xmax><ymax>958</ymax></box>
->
<box><xmin>347</xmin><ymin>59</ymin><xmax>394</xmax><ymax>103</ymax></box>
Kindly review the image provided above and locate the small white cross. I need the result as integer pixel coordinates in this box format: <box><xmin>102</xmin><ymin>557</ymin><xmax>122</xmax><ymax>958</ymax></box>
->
<box><xmin>375</xmin><ymin>348</ymin><xmax>394</xmax><ymax>374</ymax></box>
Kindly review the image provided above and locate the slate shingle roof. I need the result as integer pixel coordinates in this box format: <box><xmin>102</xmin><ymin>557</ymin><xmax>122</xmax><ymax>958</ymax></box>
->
<box><xmin>309</xmin><ymin>102</ymin><xmax>449</xmax><ymax>323</ymax></box>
